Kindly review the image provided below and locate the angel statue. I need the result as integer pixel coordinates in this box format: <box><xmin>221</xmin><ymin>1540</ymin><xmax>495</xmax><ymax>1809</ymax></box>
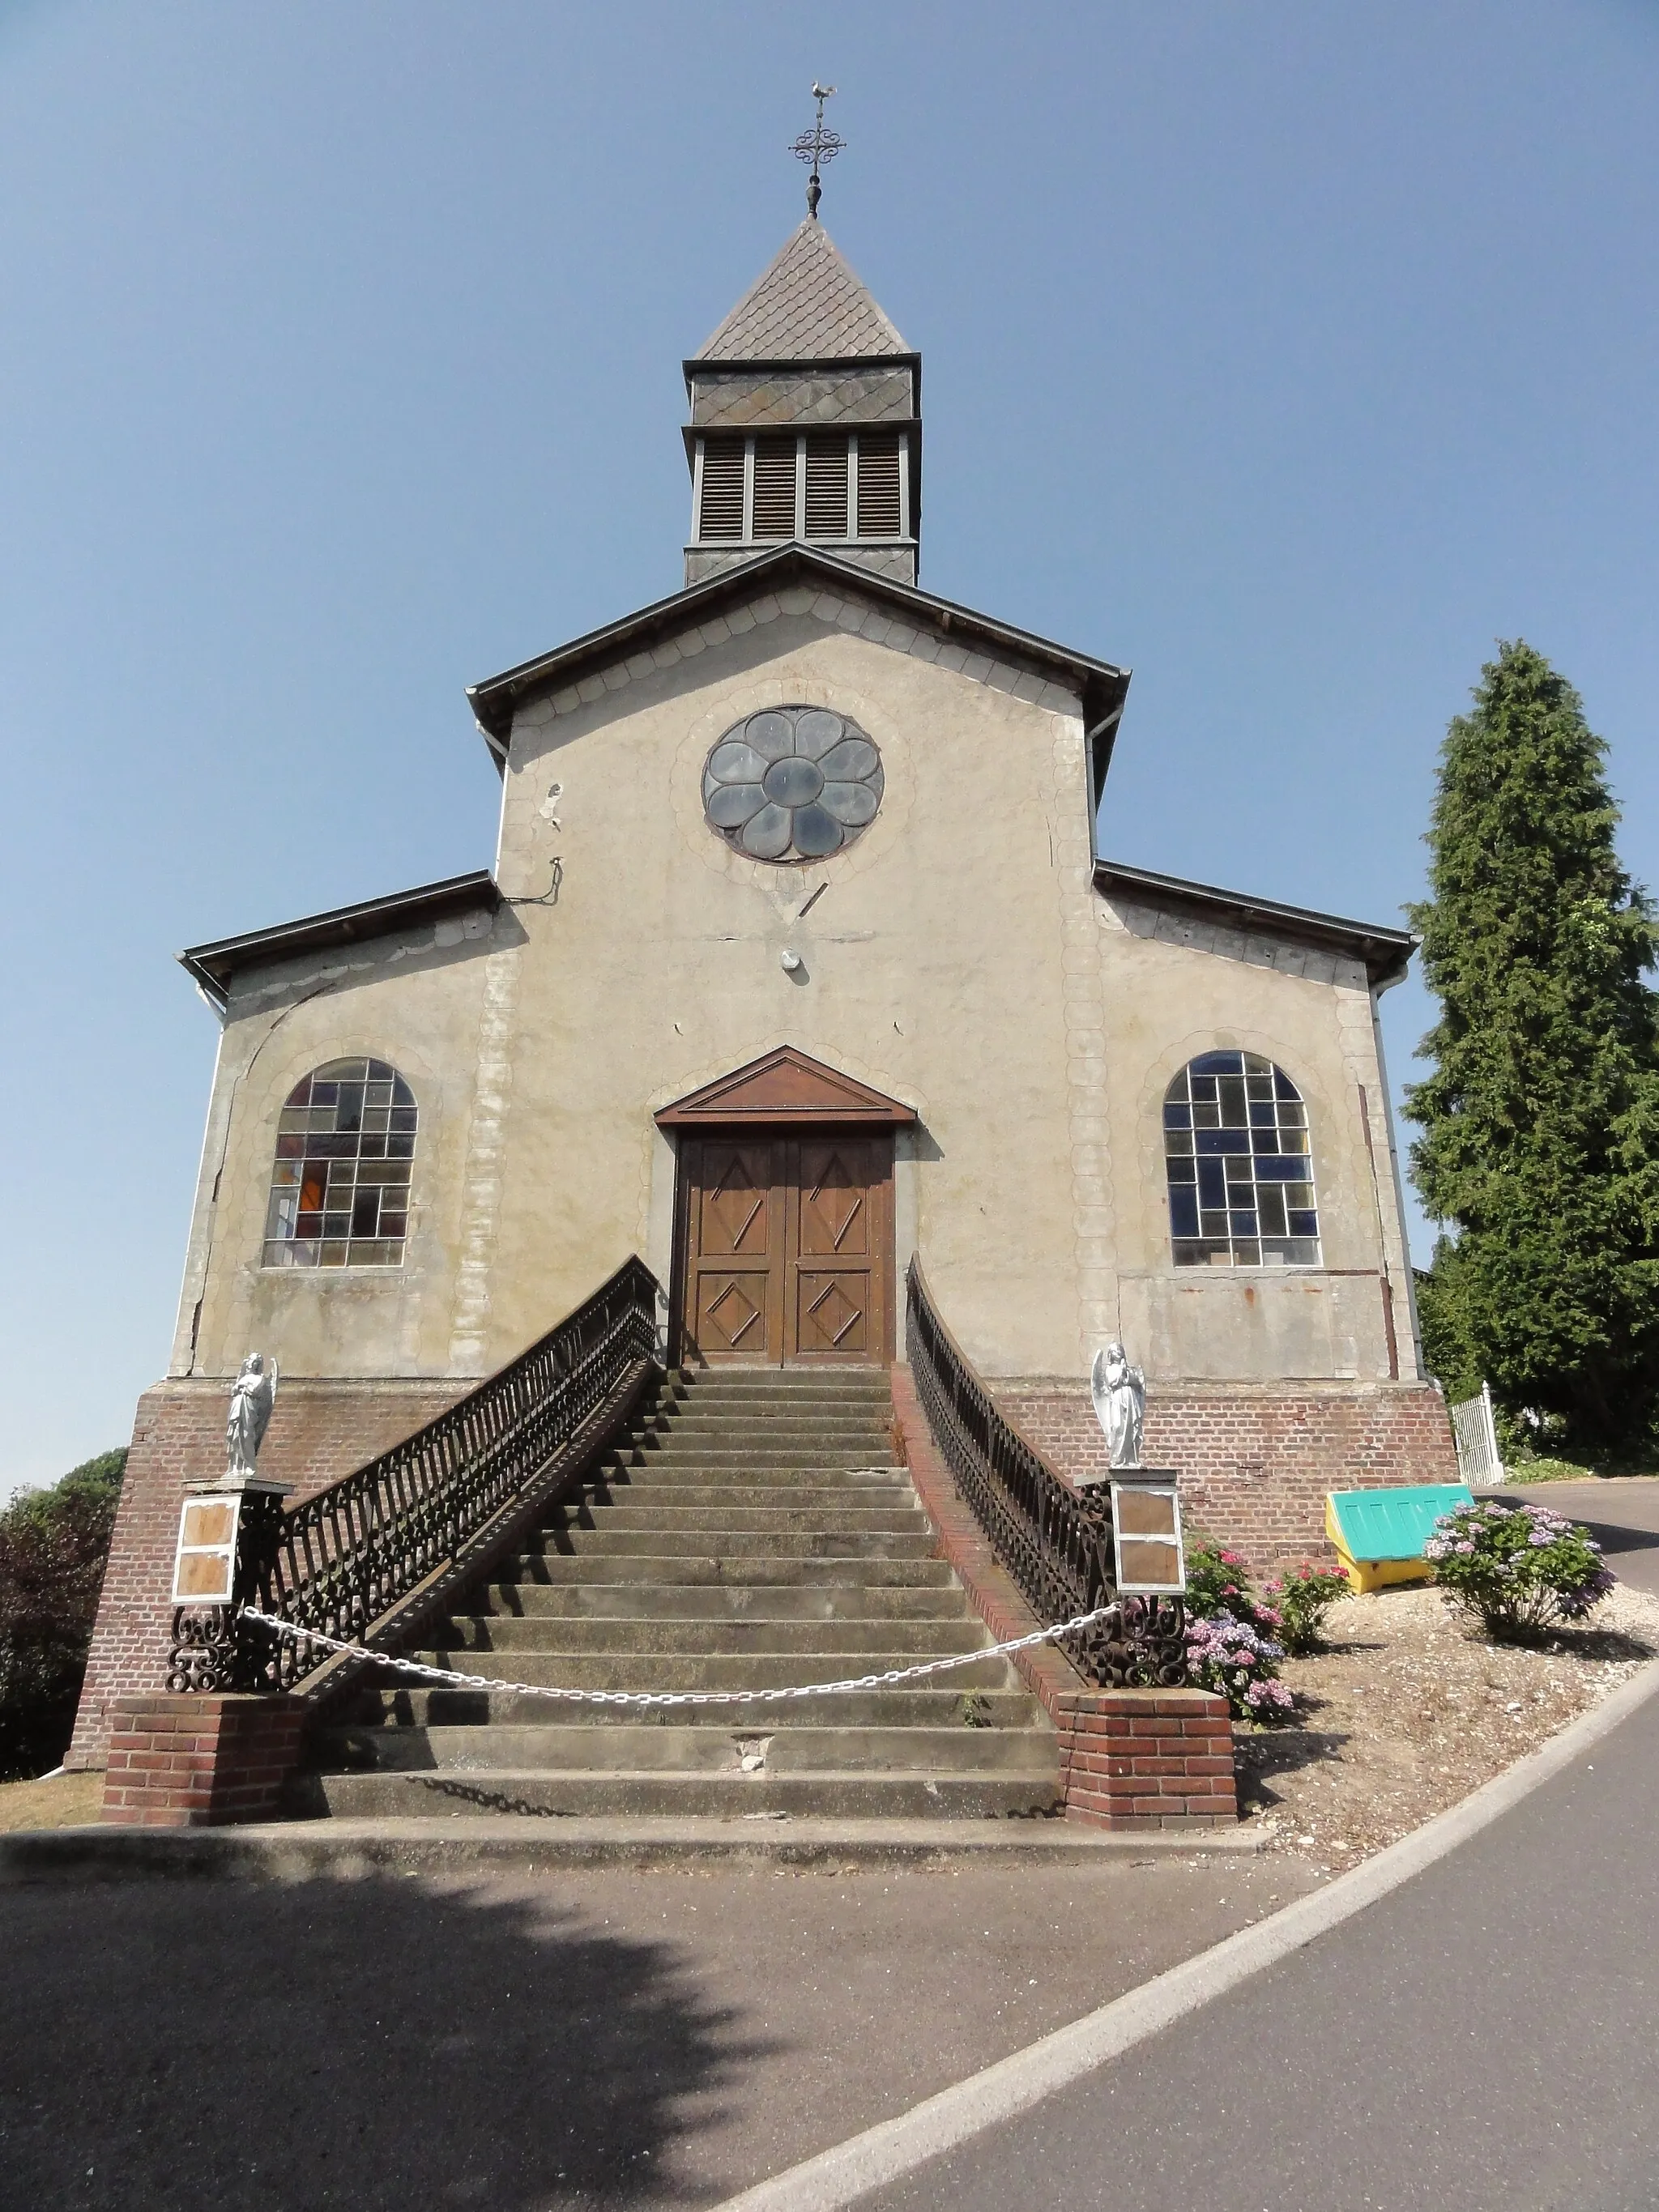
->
<box><xmin>1090</xmin><ymin>1341</ymin><xmax>1145</xmax><ymax>1470</ymax></box>
<box><xmin>226</xmin><ymin>1353</ymin><xmax>279</xmax><ymax>1479</ymax></box>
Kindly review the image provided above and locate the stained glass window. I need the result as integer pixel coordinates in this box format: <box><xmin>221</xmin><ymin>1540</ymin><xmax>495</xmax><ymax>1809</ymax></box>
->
<box><xmin>1163</xmin><ymin>1051</ymin><xmax>1320</xmax><ymax>1268</ymax></box>
<box><xmin>702</xmin><ymin>706</ymin><xmax>884</xmax><ymax>863</ymax></box>
<box><xmin>262</xmin><ymin>1058</ymin><xmax>416</xmax><ymax>1268</ymax></box>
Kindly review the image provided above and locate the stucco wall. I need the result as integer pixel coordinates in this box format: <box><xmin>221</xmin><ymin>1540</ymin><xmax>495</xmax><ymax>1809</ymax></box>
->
<box><xmin>1090</xmin><ymin>893</ymin><xmax>1419</xmax><ymax>1385</ymax></box>
<box><xmin>173</xmin><ymin>904</ymin><xmax>502</xmax><ymax>1383</ymax></box>
<box><xmin>172</xmin><ymin>574</ymin><xmax>1420</xmax><ymax>1398</ymax></box>
<box><xmin>489</xmin><ymin>583</ymin><xmax>1095</xmax><ymax>1379</ymax></box>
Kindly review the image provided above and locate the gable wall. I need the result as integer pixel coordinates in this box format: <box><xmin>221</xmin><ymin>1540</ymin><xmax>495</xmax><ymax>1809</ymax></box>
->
<box><xmin>489</xmin><ymin>585</ymin><xmax>1092</xmax><ymax>1378</ymax></box>
<box><xmin>166</xmin><ymin>584</ymin><xmax>1426</xmax><ymax>1401</ymax></box>
<box><xmin>1090</xmin><ymin>893</ymin><xmax>1420</xmax><ymax>1386</ymax></box>
<box><xmin>175</xmin><ymin>907</ymin><xmax>503</xmax><ymax>1385</ymax></box>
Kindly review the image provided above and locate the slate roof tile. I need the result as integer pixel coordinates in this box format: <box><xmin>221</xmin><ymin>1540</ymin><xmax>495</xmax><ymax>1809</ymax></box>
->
<box><xmin>694</xmin><ymin>219</ymin><xmax>909</xmax><ymax>363</ymax></box>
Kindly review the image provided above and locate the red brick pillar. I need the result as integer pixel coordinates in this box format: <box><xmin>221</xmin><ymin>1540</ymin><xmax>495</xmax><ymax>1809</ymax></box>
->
<box><xmin>1056</xmin><ymin>1687</ymin><xmax>1237</xmax><ymax>1831</ymax></box>
<box><xmin>100</xmin><ymin>1694</ymin><xmax>306</xmax><ymax>1828</ymax></box>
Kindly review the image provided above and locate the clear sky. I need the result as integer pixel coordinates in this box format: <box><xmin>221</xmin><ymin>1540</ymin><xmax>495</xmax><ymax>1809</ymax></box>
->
<box><xmin>2</xmin><ymin>0</ymin><xmax>1655</xmax><ymax>1496</ymax></box>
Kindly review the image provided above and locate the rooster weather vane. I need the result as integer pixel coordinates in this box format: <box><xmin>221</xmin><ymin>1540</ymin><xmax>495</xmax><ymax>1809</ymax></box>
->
<box><xmin>791</xmin><ymin>83</ymin><xmax>844</xmax><ymax>219</ymax></box>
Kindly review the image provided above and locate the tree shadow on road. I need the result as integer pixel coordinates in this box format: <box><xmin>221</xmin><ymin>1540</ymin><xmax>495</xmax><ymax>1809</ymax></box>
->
<box><xmin>1</xmin><ymin>1869</ymin><xmax>777</xmax><ymax>2212</ymax></box>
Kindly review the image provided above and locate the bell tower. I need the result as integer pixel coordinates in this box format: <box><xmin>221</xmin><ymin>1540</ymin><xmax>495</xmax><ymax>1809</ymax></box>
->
<box><xmin>682</xmin><ymin>96</ymin><xmax>920</xmax><ymax>588</ymax></box>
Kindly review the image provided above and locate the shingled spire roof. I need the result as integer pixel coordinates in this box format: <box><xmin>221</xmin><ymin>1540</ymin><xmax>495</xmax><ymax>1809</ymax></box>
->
<box><xmin>693</xmin><ymin>219</ymin><xmax>910</xmax><ymax>364</ymax></box>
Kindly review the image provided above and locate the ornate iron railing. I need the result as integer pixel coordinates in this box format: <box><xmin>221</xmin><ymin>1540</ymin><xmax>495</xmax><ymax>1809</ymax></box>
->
<box><xmin>904</xmin><ymin>1258</ymin><xmax>1185</xmax><ymax>1688</ymax></box>
<box><xmin>170</xmin><ymin>1255</ymin><xmax>661</xmax><ymax>1697</ymax></box>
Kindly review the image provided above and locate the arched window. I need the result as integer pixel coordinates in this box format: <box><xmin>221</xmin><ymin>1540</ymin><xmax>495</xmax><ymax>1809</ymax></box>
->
<box><xmin>1162</xmin><ymin>1051</ymin><xmax>1319</xmax><ymax>1268</ymax></box>
<box><xmin>262</xmin><ymin>1058</ymin><xmax>416</xmax><ymax>1268</ymax></box>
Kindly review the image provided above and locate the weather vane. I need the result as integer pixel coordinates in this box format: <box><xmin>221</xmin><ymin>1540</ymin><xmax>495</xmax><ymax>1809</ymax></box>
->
<box><xmin>790</xmin><ymin>83</ymin><xmax>843</xmax><ymax>220</ymax></box>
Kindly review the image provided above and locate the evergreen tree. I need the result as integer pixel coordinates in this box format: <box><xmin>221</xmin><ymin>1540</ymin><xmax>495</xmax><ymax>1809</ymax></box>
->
<box><xmin>1405</xmin><ymin>641</ymin><xmax>1659</xmax><ymax>1453</ymax></box>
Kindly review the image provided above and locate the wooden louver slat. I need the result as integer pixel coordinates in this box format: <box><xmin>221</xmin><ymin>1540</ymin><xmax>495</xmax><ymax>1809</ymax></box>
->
<box><xmin>751</xmin><ymin>440</ymin><xmax>797</xmax><ymax>539</ymax></box>
<box><xmin>698</xmin><ymin>440</ymin><xmax>744</xmax><ymax>539</ymax></box>
<box><xmin>804</xmin><ymin>436</ymin><xmax>850</xmax><ymax>538</ymax></box>
<box><xmin>856</xmin><ymin>435</ymin><xmax>902</xmax><ymax>539</ymax></box>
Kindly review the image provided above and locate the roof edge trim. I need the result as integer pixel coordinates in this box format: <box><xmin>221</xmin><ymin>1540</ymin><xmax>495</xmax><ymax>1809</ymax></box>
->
<box><xmin>181</xmin><ymin>872</ymin><xmax>500</xmax><ymax>1010</ymax></box>
<box><xmin>1094</xmin><ymin>859</ymin><xmax>1416</xmax><ymax>988</ymax></box>
<box><xmin>466</xmin><ymin>543</ymin><xmax>1128</xmax><ymax>746</ymax></box>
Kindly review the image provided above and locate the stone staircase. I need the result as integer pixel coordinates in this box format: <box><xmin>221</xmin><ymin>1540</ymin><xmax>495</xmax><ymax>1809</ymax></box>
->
<box><xmin>312</xmin><ymin>1367</ymin><xmax>1061</xmax><ymax>1820</ymax></box>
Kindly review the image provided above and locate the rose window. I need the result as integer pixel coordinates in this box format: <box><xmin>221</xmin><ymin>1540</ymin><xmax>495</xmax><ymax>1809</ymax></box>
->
<box><xmin>702</xmin><ymin>707</ymin><xmax>884</xmax><ymax>862</ymax></box>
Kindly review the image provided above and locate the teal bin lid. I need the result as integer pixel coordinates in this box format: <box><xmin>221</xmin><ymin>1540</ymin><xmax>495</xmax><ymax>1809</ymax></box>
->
<box><xmin>1328</xmin><ymin>1483</ymin><xmax>1473</xmax><ymax>1563</ymax></box>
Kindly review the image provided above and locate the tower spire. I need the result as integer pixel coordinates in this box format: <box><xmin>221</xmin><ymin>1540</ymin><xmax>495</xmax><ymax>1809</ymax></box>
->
<box><xmin>790</xmin><ymin>83</ymin><xmax>843</xmax><ymax>220</ymax></box>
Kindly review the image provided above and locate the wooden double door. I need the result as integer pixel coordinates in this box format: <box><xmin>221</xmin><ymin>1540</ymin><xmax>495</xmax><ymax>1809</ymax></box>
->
<box><xmin>676</xmin><ymin>1131</ymin><xmax>894</xmax><ymax>1365</ymax></box>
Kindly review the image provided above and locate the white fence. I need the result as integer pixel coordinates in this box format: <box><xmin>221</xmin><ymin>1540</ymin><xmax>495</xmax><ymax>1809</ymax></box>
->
<box><xmin>1450</xmin><ymin>1381</ymin><xmax>1505</xmax><ymax>1485</ymax></box>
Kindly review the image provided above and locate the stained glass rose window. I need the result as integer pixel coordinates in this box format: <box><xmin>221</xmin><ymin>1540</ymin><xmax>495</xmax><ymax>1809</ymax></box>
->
<box><xmin>702</xmin><ymin>707</ymin><xmax>884</xmax><ymax>863</ymax></box>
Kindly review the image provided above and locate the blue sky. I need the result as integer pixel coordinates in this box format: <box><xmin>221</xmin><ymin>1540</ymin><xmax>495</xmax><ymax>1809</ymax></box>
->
<box><xmin>2</xmin><ymin>1</ymin><xmax>1655</xmax><ymax>1494</ymax></box>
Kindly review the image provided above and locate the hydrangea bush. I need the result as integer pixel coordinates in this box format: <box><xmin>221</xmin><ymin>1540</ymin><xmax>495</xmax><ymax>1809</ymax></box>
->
<box><xmin>1423</xmin><ymin>1499</ymin><xmax>1616</xmax><ymax>1640</ymax></box>
<box><xmin>1185</xmin><ymin>1611</ymin><xmax>1297</xmax><ymax>1720</ymax></box>
<box><xmin>1183</xmin><ymin>1539</ymin><xmax>1282</xmax><ymax>1638</ymax></box>
<box><xmin>1181</xmin><ymin>1536</ymin><xmax>1295</xmax><ymax>1720</ymax></box>
<box><xmin>1265</xmin><ymin>1560</ymin><xmax>1352</xmax><ymax>1656</ymax></box>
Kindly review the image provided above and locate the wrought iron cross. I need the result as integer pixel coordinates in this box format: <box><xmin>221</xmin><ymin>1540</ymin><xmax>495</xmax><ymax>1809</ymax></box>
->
<box><xmin>790</xmin><ymin>83</ymin><xmax>844</xmax><ymax>219</ymax></box>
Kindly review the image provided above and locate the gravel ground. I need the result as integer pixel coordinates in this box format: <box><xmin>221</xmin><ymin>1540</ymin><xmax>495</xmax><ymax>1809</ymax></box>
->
<box><xmin>1236</xmin><ymin>1581</ymin><xmax>1659</xmax><ymax>1875</ymax></box>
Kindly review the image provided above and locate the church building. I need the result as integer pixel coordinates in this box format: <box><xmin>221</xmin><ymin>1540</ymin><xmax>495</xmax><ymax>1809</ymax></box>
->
<box><xmin>71</xmin><ymin>196</ymin><xmax>1456</xmax><ymax>1766</ymax></box>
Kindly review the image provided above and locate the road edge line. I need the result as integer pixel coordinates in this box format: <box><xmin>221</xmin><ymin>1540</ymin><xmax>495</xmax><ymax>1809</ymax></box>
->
<box><xmin>719</xmin><ymin>1658</ymin><xmax>1659</xmax><ymax>2212</ymax></box>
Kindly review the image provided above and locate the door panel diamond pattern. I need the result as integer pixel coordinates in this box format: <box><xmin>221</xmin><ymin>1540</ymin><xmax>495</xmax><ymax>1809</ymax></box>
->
<box><xmin>679</xmin><ymin>1130</ymin><xmax>893</xmax><ymax>1364</ymax></box>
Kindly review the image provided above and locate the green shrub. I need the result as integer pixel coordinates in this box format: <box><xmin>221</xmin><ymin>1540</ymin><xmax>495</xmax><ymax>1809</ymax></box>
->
<box><xmin>0</xmin><ymin>1449</ymin><xmax>126</xmax><ymax>1779</ymax></box>
<box><xmin>1264</xmin><ymin>1561</ymin><xmax>1351</xmax><ymax>1655</ymax></box>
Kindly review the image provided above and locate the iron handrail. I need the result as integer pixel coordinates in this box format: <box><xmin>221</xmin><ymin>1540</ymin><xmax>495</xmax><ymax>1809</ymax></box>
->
<box><xmin>170</xmin><ymin>1255</ymin><xmax>662</xmax><ymax>1696</ymax></box>
<box><xmin>904</xmin><ymin>1256</ymin><xmax>1186</xmax><ymax>1689</ymax></box>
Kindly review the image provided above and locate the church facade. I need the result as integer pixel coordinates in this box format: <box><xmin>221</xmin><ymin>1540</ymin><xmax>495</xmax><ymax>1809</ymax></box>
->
<box><xmin>70</xmin><ymin>215</ymin><xmax>1455</xmax><ymax>1764</ymax></box>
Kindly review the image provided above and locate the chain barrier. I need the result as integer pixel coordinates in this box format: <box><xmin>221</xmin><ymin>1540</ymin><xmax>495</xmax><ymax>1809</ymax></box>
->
<box><xmin>235</xmin><ymin>1601</ymin><xmax>1120</xmax><ymax>1710</ymax></box>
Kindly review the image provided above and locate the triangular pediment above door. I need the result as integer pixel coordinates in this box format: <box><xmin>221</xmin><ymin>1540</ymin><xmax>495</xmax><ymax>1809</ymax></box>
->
<box><xmin>655</xmin><ymin>1046</ymin><xmax>917</xmax><ymax>1127</ymax></box>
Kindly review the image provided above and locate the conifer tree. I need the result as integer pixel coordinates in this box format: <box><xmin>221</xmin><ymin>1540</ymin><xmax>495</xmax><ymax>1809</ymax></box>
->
<box><xmin>1405</xmin><ymin>641</ymin><xmax>1659</xmax><ymax>1453</ymax></box>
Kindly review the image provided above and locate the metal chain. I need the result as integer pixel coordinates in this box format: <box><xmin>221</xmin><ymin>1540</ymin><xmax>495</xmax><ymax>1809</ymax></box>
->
<box><xmin>236</xmin><ymin>1601</ymin><xmax>1120</xmax><ymax>1709</ymax></box>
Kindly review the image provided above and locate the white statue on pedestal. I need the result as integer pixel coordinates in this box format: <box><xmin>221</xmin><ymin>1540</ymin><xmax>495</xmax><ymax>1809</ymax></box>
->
<box><xmin>1090</xmin><ymin>1341</ymin><xmax>1145</xmax><ymax>1469</ymax></box>
<box><xmin>226</xmin><ymin>1353</ymin><xmax>279</xmax><ymax>1480</ymax></box>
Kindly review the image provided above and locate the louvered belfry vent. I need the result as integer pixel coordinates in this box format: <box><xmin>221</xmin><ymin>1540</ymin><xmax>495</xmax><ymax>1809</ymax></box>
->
<box><xmin>856</xmin><ymin>435</ymin><xmax>902</xmax><ymax>540</ymax></box>
<box><xmin>751</xmin><ymin>440</ymin><xmax>797</xmax><ymax>539</ymax></box>
<box><xmin>697</xmin><ymin>439</ymin><xmax>744</xmax><ymax>540</ymax></box>
<box><xmin>684</xmin><ymin>220</ymin><xmax>920</xmax><ymax>584</ymax></box>
<box><xmin>805</xmin><ymin>435</ymin><xmax>850</xmax><ymax>537</ymax></box>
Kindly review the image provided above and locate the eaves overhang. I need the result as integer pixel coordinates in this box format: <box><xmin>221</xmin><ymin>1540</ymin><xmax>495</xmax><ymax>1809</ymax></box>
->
<box><xmin>1093</xmin><ymin>859</ymin><xmax>1417</xmax><ymax>990</ymax></box>
<box><xmin>465</xmin><ymin>543</ymin><xmax>1130</xmax><ymax>765</ymax></box>
<box><xmin>180</xmin><ymin>871</ymin><xmax>499</xmax><ymax>1011</ymax></box>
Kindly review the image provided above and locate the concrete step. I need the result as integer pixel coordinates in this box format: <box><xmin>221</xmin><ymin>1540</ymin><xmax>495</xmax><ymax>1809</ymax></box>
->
<box><xmin>589</xmin><ymin>1472</ymin><xmax>913</xmax><ymax>1498</ymax></box>
<box><xmin>557</xmin><ymin>1492</ymin><xmax>924</xmax><ymax>1524</ymax></box>
<box><xmin>500</xmin><ymin>1554</ymin><xmax>954</xmax><ymax>1587</ymax></box>
<box><xmin>425</xmin><ymin>1616</ymin><xmax>992</xmax><ymax>1657</ymax></box>
<box><xmin>516</xmin><ymin>1529</ymin><xmax>938</xmax><ymax>1560</ymax></box>
<box><xmin>472</xmin><ymin>1582</ymin><xmax>970</xmax><ymax>1621</ymax></box>
<box><xmin>639</xmin><ymin>1420</ymin><xmax>894</xmax><ymax>1443</ymax></box>
<box><xmin>411</xmin><ymin>1648</ymin><xmax>1021</xmax><ymax>1692</ymax></box>
<box><xmin>540</xmin><ymin>1505</ymin><xmax>928</xmax><ymax>1536</ymax></box>
<box><xmin>310</xmin><ymin>1768</ymin><xmax>1061</xmax><ymax>1821</ymax></box>
<box><xmin>322</xmin><ymin>1723</ymin><xmax>1052</xmax><ymax>1777</ymax></box>
<box><xmin>610</xmin><ymin>1451</ymin><xmax>902</xmax><ymax>1468</ymax></box>
<box><xmin>363</xmin><ymin>1685</ymin><xmax>1044</xmax><ymax>1728</ymax></box>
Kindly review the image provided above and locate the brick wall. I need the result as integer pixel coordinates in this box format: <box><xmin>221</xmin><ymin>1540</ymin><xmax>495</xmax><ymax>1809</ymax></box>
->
<box><xmin>1055</xmin><ymin>1690</ymin><xmax>1237</xmax><ymax>1831</ymax></box>
<box><xmin>66</xmin><ymin>1376</ymin><xmax>469</xmax><ymax>1769</ymax></box>
<box><xmin>996</xmin><ymin>1380</ymin><xmax>1458</xmax><ymax>1572</ymax></box>
<box><xmin>101</xmin><ymin>1694</ymin><xmax>306</xmax><ymax>1826</ymax></box>
<box><xmin>890</xmin><ymin>1366</ymin><xmax>1238</xmax><ymax>1831</ymax></box>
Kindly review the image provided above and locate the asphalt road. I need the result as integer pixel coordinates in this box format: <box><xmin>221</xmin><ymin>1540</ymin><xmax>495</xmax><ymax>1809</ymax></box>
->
<box><xmin>1509</xmin><ymin>1477</ymin><xmax>1659</xmax><ymax>1598</ymax></box>
<box><xmin>865</xmin><ymin>1650</ymin><xmax>1659</xmax><ymax>2211</ymax></box>
<box><xmin>0</xmin><ymin>1853</ymin><xmax>1302</xmax><ymax>2211</ymax></box>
